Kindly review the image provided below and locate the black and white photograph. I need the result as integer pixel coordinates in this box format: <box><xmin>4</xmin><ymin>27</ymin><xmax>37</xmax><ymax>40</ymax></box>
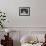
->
<box><xmin>19</xmin><ymin>7</ymin><xmax>30</xmax><ymax>16</ymax></box>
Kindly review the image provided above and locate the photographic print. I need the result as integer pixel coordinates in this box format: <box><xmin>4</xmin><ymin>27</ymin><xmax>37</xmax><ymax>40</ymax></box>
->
<box><xmin>19</xmin><ymin>7</ymin><xmax>30</xmax><ymax>16</ymax></box>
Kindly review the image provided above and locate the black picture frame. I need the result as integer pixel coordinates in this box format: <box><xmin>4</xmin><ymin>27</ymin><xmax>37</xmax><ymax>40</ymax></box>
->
<box><xmin>19</xmin><ymin>7</ymin><xmax>30</xmax><ymax>16</ymax></box>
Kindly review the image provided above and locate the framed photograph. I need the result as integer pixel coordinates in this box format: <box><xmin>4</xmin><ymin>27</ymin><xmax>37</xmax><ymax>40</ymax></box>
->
<box><xmin>19</xmin><ymin>7</ymin><xmax>30</xmax><ymax>16</ymax></box>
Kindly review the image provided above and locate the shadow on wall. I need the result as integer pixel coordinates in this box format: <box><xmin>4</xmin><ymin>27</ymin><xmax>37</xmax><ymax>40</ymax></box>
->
<box><xmin>13</xmin><ymin>40</ymin><xmax>21</xmax><ymax>46</ymax></box>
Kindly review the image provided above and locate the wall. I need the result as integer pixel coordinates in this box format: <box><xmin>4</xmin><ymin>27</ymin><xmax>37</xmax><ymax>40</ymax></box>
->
<box><xmin>0</xmin><ymin>0</ymin><xmax>46</xmax><ymax>46</ymax></box>
<box><xmin>0</xmin><ymin>0</ymin><xmax>46</xmax><ymax>27</ymax></box>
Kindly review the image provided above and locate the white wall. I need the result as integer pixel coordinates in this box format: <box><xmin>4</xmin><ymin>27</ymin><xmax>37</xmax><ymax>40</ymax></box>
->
<box><xmin>0</xmin><ymin>1</ymin><xmax>46</xmax><ymax>46</ymax></box>
<box><xmin>0</xmin><ymin>0</ymin><xmax>46</xmax><ymax>27</ymax></box>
